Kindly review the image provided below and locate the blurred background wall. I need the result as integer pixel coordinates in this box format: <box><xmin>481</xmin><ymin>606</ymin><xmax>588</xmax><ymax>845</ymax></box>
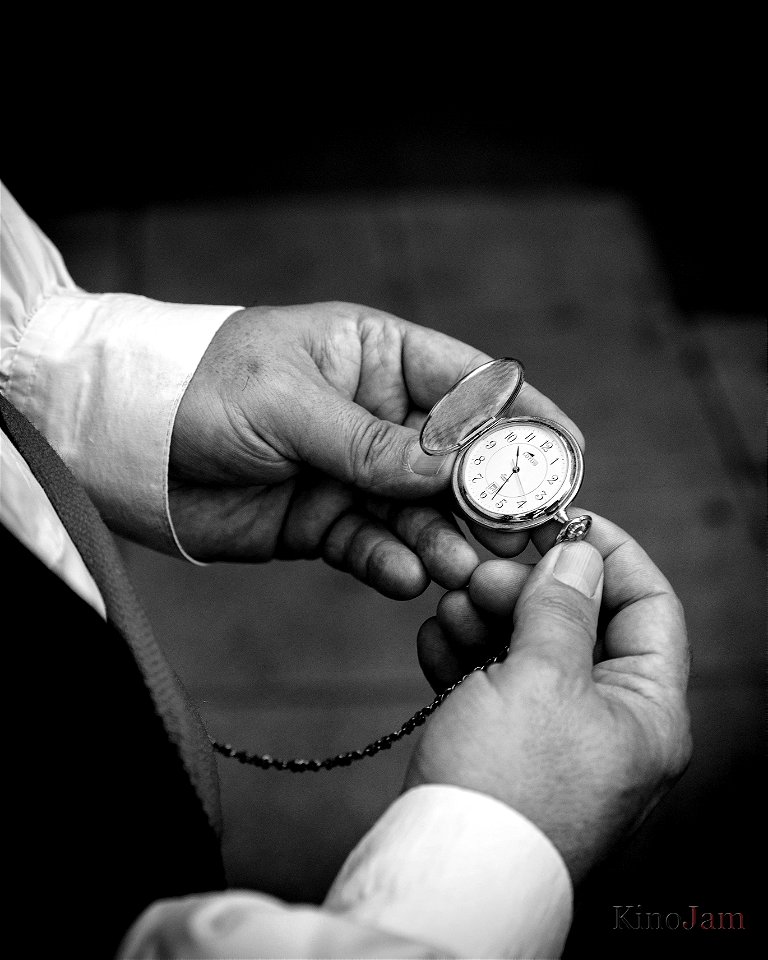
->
<box><xmin>4</xmin><ymin>35</ymin><xmax>764</xmax><ymax>957</ymax></box>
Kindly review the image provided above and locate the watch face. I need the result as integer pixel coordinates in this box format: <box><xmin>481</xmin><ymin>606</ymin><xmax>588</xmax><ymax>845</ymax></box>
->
<box><xmin>453</xmin><ymin>417</ymin><xmax>582</xmax><ymax>530</ymax></box>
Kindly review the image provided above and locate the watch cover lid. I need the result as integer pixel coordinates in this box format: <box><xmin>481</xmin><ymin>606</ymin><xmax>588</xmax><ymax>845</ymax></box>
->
<box><xmin>419</xmin><ymin>357</ymin><xmax>526</xmax><ymax>456</ymax></box>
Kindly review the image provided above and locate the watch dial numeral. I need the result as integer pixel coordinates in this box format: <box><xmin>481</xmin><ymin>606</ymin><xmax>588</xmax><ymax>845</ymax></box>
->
<box><xmin>535</xmin><ymin>491</ymin><xmax>546</xmax><ymax>500</ymax></box>
<box><xmin>517</xmin><ymin>499</ymin><xmax>527</xmax><ymax>508</ymax></box>
<box><xmin>550</xmin><ymin>458</ymin><xmax>560</xmax><ymax>465</ymax></box>
<box><xmin>548</xmin><ymin>475</ymin><xmax>559</xmax><ymax>483</ymax></box>
<box><xmin>495</xmin><ymin>498</ymin><xmax>507</xmax><ymax>509</ymax></box>
<box><xmin>473</xmin><ymin>456</ymin><xmax>485</xmax><ymax>465</ymax></box>
<box><xmin>540</xmin><ymin>440</ymin><xmax>553</xmax><ymax>451</ymax></box>
<box><xmin>472</xmin><ymin>474</ymin><xmax>482</xmax><ymax>482</ymax></box>
<box><xmin>505</xmin><ymin>431</ymin><xmax>517</xmax><ymax>441</ymax></box>
<box><xmin>479</xmin><ymin>491</ymin><xmax>488</xmax><ymax>499</ymax></box>
<box><xmin>485</xmin><ymin>440</ymin><xmax>496</xmax><ymax>448</ymax></box>
<box><xmin>524</xmin><ymin>432</ymin><xmax>536</xmax><ymax>442</ymax></box>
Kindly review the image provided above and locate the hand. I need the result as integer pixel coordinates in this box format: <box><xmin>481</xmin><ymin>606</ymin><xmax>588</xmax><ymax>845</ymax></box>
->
<box><xmin>169</xmin><ymin>302</ymin><xmax>583</xmax><ymax>598</ymax></box>
<box><xmin>407</xmin><ymin>511</ymin><xmax>691</xmax><ymax>883</ymax></box>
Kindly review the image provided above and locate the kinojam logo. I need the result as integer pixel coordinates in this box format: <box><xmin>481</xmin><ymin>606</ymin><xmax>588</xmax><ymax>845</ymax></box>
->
<box><xmin>613</xmin><ymin>905</ymin><xmax>745</xmax><ymax>931</ymax></box>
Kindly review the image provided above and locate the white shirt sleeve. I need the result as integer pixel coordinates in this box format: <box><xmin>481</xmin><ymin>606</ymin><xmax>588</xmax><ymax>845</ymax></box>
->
<box><xmin>3</xmin><ymin>183</ymin><xmax>573</xmax><ymax>958</ymax></box>
<box><xmin>118</xmin><ymin>786</ymin><xmax>572</xmax><ymax>959</ymax></box>
<box><xmin>1</xmin><ymin>180</ymin><xmax>239</xmax><ymax>557</ymax></box>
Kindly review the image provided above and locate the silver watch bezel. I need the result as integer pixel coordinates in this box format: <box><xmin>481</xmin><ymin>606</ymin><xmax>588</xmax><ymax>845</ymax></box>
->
<box><xmin>452</xmin><ymin>416</ymin><xmax>584</xmax><ymax>531</ymax></box>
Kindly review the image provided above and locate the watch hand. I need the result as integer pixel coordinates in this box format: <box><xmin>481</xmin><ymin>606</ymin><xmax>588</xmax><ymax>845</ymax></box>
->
<box><xmin>509</xmin><ymin>470</ymin><xmax>525</xmax><ymax>498</ymax></box>
<box><xmin>492</xmin><ymin>463</ymin><xmax>524</xmax><ymax>500</ymax></box>
<box><xmin>506</xmin><ymin>448</ymin><xmax>523</xmax><ymax>496</ymax></box>
<box><xmin>492</xmin><ymin>472</ymin><xmax>514</xmax><ymax>497</ymax></box>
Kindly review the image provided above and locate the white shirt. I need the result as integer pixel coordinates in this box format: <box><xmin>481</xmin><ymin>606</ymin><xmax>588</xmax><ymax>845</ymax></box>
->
<box><xmin>0</xmin><ymin>180</ymin><xmax>572</xmax><ymax>958</ymax></box>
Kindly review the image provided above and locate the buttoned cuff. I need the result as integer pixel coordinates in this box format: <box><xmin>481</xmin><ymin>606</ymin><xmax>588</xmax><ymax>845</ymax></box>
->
<box><xmin>324</xmin><ymin>784</ymin><xmax>573</xmax><ymax>959</ymax></box>
<box><xmin>4</xmin><ymin>290</ymin><xmax>239</xmax><ymax>556</ymax></box>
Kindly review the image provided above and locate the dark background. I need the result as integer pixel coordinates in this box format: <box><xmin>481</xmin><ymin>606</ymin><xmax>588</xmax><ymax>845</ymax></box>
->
<box><xmin>4</xmin><ymin>50</ymin><xmax>762</xmax><ymax>318</ymax></box>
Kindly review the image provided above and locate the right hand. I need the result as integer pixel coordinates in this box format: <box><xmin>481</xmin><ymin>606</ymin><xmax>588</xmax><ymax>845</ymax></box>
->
<box><xmin>169</xmin><ymin>302</ymin><xmax>583</xmax><ymax>597</ymax></box>
<box><xmin>405</xmin><ymin>512</ymin><xmax>692</xmax><ymax>884</ymax></box>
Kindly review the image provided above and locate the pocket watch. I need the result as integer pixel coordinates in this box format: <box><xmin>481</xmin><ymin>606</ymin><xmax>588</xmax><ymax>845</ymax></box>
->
<box><xmin>419</xmin><ymin>357</ymin><xmax>591</xmax><ymax>544</ymax></box>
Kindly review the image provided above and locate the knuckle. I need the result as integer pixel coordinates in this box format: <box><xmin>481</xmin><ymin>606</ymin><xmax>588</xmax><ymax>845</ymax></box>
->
<box><xmin>622</xmin><ymin>700</ymin><xmax>693</xmax><ymax>791</ymax></box>
<box><xmin>533</xmin><ymin>590</ymin><xmax>596</xmax><ymax>639</ymax></box>
<box><xmin>348</xmin><ymin>416</ymin><xmax>396</xmax><ymax>489</ymax></box>
<box><xmin>322</xmin><ymin>512</ymin><xmax>362</xmax><ymax>569</ymax></box>
<box><xmin>456</xmin><ymin>350</ymin><xmax>493</xmax><ymax>381</ymax></box>
<box><xmin>436</xmin><ymin>588</ymin><xmax>472</xmax><ymax>628</ymax></box>
<box><xmin>329</xmin><ymin>299</ymin><xmax>364</xmax><ymax>316</ymax></box>
<box><xmin>671</xmin><ymin>592</ymin><xmax>687</xmax><ymax>625</ymax></box>
<box><xmin>668</xmin><ymin>737</ymin><xmax>693</xmax><ymax>783</ymax></box>
<box><xmin>415</xmin><ymin>514</ymin><xmax>451</xmax><ymax>557</ymax></box>
<box><xmin>659</xmin><ymin>705</ymin><xmax>694</xmax><ymax>781</ymax></box>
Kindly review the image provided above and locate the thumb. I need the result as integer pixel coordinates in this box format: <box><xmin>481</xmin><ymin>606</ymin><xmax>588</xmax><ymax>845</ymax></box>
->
<box><xmin>291</xmin><ymin>384</ymin><xmax>453</xmax><ymax>496</ymax></box>
<box><xmin>505</xmin><ymin>541</ymin><xmax>604</xmax><ymax>676</ymax></box>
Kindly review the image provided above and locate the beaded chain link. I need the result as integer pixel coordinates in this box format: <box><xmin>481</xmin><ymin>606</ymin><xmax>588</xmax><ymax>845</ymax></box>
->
<box><xmin>211</xmin><ymin>643</ymin><xmax>509</xmax><ymax>772</ymax></box>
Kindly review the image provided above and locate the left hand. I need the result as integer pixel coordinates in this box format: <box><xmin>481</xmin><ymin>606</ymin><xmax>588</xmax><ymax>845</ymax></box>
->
<box><xmin>410</xmin><ymin>511</ymin><xmax>691</xmax><ymax>884</ymax></box>
<box><xmin>169</xmin><ymin>302</ymin><xmax>583</xmax><ymax>598</ymax></box>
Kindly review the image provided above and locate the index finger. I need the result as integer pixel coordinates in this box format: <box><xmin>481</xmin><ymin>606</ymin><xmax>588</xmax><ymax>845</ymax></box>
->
<box><xmin>401</xmin><ymin>324</ymin><xmax>585</xmax><ymax>452</ymax></box>
<box><xmin>513</xmin><ymin>381</ymin><xmax>585</xmax><ymax>452</ymax></box>
<box><xmin>401</xmin><ymin>321</ymin><xmax>492</xmax><ymax>410</ymax></box>
<box><xmin>533</xmin><ymin>510</ymin><xmax>689</xmax><ymax>689</ymax></box>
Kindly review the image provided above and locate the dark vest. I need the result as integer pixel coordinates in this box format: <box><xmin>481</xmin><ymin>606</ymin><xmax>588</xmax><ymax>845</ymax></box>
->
<box><xmin>1</xmin><ymin>396</ymin><xmax>226</xmax><ymax>955</ymax></box>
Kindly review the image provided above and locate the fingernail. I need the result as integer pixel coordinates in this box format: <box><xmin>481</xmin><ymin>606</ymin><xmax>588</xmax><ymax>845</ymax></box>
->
<box><xmin>553</xmin><ymin>542</ymin><xmax>603</xmax><ymax>598</ymax></box>
<box><xmin>407</xmin><ymin>445</ymin><xmax>450</xmax><ymax>477</ymax></box>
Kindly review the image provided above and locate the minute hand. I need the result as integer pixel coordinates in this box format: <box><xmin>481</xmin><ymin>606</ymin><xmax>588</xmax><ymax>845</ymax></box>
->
<box><xmin>493</xmin><ymin>467</ymin><xmax>522</xmax><ymax>499</ymax></box>
<box><xmin>493</xmin><ymin>473</ymin><xmax>514</xmax><ymax>497</ymax></box>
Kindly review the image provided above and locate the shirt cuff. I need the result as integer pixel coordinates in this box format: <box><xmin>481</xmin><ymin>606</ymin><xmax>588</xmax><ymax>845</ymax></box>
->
<box><xmin>324</xmin><ymin>784</ymin><xmax>573</xmax><ymax>959</ymax></box>
<box><xmin>4</xmin><ymin>290</ymin><xmax>239</xmax><ymax>555</ymax></box>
